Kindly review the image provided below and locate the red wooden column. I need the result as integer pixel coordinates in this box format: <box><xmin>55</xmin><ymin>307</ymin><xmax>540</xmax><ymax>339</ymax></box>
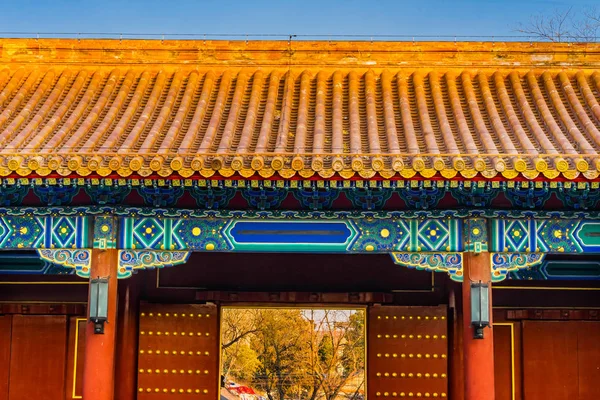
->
<box><xmin>462</xmin><ymin>252</ymin><xmax>495</xmax><ymax>400</ymax></box>
<box><xmin>115</xmin><ymin>275</ymin><xmax>141</xmax><ymax>400</ymax></box>
<box><xmin>82</xmin><ymin>249</ymin><xmax>119</xmax><ymax>400</ymax></box>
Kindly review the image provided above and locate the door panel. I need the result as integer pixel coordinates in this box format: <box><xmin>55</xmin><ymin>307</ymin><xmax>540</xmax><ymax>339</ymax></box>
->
<box><xmin>368</xmin><ymin>305</ymin><xmax>448</xmax><ymax>398</ymax></box>
<box><xmin>0</xmin><ymin>316</ymin><xmax>11</xmax><ymax>400</ymax></box>
<box><xmin>494</xmin><ymin>324</ymin><xmax>515</xmax><ymax>400</ymax></box>
<box><xmin>8</xmin><ymin>315</ymin><xmax>68</xmax><ymax>400</ymax></box>
<box><xmin>65</xmin><ymin>317</ymin><xmax>86</xmax><ymax>400</ymax></box>
<box><xmin>137</xmin><ymin>304</ymin><xmax>219</xmax><ymax>399</ymax></box>
<box><xmin>577</xmin><ymin>322</ymin><xmax>600</xmax><ymax>400</ymax></box>
<box><xmin>522</xmin><ymin>321</ymin><xmax>578</xmax><ymax>400</ymax></box>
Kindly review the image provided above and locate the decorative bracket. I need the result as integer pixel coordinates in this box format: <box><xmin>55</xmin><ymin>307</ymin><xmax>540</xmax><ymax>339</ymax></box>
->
<box><xmin>390</xmin><ymin>252</ymin><xmax>463</xmax><ymax>281</ymax></box>
<box><xmin>37</xmin><ymin>249</ymin><xmax>92</xmax><ymax>278</ymax></box>
<box><xmin>117</xmin><ymin>250</ymin><xmax>191</xmax><ymax>279</ymax></box>
<box><xmin>36</xmin><ymin>248</ymin><xmax>191</xmax><ymax>279</ymax></box>
<box><xmin>491</xmin><ymin>252</ymin><xmax>546</xmax><ymax>282</ymax></box>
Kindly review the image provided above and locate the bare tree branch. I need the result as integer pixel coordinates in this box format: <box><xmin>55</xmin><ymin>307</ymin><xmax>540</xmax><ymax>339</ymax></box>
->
<box><xmin>222</xmin><ymin>328</ymin><xmax>260</xmax><ymax>349</ymax></box>
<box><xmin>516</xmin><ymin>7</ymin><xmax>574</xmax><ymax>42</ymax></box>
<box><xmin>516</xmin><ymin>6</ymin><xmax>600</xmax><ymax>42</ymax></box>
<box><xmin>579</xmin><ymin>7</ymin><xmax>600</xmax><ymax>41</ymax></box>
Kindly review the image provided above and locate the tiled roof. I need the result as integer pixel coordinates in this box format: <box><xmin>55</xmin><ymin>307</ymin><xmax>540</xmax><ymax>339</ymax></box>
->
<box><xmin>1</xmin><ymin>39</ymin><xmax>600</xmax><ymax>181</ymax></box>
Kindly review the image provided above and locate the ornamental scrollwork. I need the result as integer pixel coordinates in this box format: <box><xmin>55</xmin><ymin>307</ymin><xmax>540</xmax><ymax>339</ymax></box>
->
<box><xmin>390</xmin><ymin>252</ymin><xmax>463</xmax><ymax>282</ymax></box>
<box><xmin>117</xmin><ymin>250</ymin><xmax>191</xmax><ymax>279</ymax></box>
<box><xmin>490</xmin><ymin>252</ymin><xmax>545</xmax><ymax>282</ymax></box>
<box><xmin>37</xmin><ymin>249</ymin><xmax>92</xmax><ymax>278</ymax></box>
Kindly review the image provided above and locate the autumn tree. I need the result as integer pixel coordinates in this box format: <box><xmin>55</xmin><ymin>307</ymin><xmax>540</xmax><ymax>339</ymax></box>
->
<box><xmin>225</xmin><ymin>343</ymin><xmax>261</xmax><ymax>382</ymax></box>
<box><xmin>222</xmin><ymin>308</ymin><xmax>261</xmax><ymax>350</ymax></box>
<box><xmin>340</xmin><ymin>312</ymin><xmax>365</xmax><ymax>400</ymax></box>
<box><xmin>304</xmin><ymin>310</ymin><xmax>366</xmax><ymax>400</ymax></box>
<box><xmin>221</xmin><ymin>308</ymin><xmax>365</xmax><ymax>400</ymax></box>
<box><xmin>251</xmin><ymin>309</ymin><xmax>312</xmax><ymax>400</ymax></box>
<box><xmin>221</xmin><ymin>309</ymin><xmax>262</xmax><ymax>384</ymax></box>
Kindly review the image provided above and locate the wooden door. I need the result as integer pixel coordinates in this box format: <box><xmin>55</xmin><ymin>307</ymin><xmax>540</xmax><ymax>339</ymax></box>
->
<box><xmin>577</xmin><ymin>322</ymin><xmax>600</xmax><ymax>400</ymax></box>
<box><xmin>494</xmin><ymin>323</ymin><xmax>522</xmax><ymax>400</ymax></box>
<box><xmin>523</xmin><ymin>321</ymin><xmax>579</xmax><ymax>400</ymax></box>
<box><xmin>0</xmin><ymin>316</ymin><xmax>11</xmax><ymax>400</ymax></box>
<box><xmin>8</xmin><ymin>315</ymin><xmax>68</xmax><ymax>400</ymax></box>
<box><xmin>367</xmin><ymin>305</ymin><xmax>448</xmax><ymax>398</ymax></box>
<box><xmin>137</xmin><ymin>303</ymin><xmax>220</xmax><ymax>399</ymax></box>
<box><xmin>522</xmin><ymin>321</ymin><xmax>600</xmax><ymax>400</ymax></box>
<box><xmin>65</xmin><ymin>317</ymin><xmax>86</xmax><ymax>400</ymax></box>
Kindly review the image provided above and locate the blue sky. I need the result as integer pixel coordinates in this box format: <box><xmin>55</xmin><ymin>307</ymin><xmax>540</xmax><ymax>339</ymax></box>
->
<box><xmin>0</xmin><ymin>0</ymin><xmax>597</xmax><ymax>39</ymax></box>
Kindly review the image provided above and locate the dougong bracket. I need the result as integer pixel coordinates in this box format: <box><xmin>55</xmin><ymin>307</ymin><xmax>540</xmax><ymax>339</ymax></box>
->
<box><xmin>36</xmin><ymin>248</ymin><xmax>191</xmax><ymax>280</ymax></box>
<box><xmin>490</xmin><ymin>252</ymin><xmax>545</xmax><ymax>282</ymax></box>
<box><xmin>390</xmin><ymin>252</ymin><xmax>463</xmax><ymax>281</ymax></box>
<box><xmin>37</xmin><ymin>248</ymin><xmax>92</xmax><ymax>278</ymax></box>
<box><xmin>117</xmin><ymin>250</ymin><xmax>191</xmax><ymax>279</ymax></box>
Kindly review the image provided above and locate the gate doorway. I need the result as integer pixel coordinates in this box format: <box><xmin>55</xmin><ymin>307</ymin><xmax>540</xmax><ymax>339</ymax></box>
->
<box><xmin>136</xmin><ymin>303</ymin><xmax>448</xmax><ymax>399</ymax></box>
<box><xmin>220</xmin><ymin>307</ymin><xmax>366</xmax><ymax>400</ymax></box>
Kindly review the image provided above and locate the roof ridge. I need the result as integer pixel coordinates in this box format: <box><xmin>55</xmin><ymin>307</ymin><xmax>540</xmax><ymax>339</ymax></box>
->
<box><xmin>1</xmin><ymin>39</ymin><xmax>600</xmax><ymax>68</ymax></box>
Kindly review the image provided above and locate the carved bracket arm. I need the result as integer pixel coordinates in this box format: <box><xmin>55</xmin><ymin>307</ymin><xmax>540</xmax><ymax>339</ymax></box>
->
<box><xmin>36</xmin><ymin>249</ymin><xmax>191</xmax><ymax>279</ymax></box>
<box><xmin>37</xmin><ymin>249</ymin><xmax>92</xmax><ymax>278</ymax></box>
<box><xmin>390</xmin><ymin>252</ymin><xmax>464</xmax><ymax>282</ymax></box>
<box><xmin>490</xmin><ymin>252</ymin><xmax>545</xmax><ymax>282</ymax></box>
<box><xmin>117</xmin><ymin>250</ymin><xmax>191</xmax><ymax>279</ymax></box>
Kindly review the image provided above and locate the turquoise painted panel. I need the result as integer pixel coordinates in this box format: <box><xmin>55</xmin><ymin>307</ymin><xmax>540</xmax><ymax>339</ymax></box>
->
<box><xmin>0</xmin><ymin>252</ymin><xmax>74</xmax><ymax>275</ymax></box>
<box><xmin>573</xmin><ymin>222</ymin><xmax>600</xmax><ymax>250</ymax></box>
<box><xmin>510</xmin><ymin>259</ymin><xmax>600</xmax><ymax>280</ymax></box>
<box><xmin>120</xmin><ymin>216</ymin><xmax>230</xmax><ymax>251</ymax></box>
<box><xmin>0</xmin><ymin>215</ymin><xmax>88</xmax><ymax>250</ymax></box>
<box><xmin>491</xmin><ymin>219</ymin><xmax>600</xmax><ymax>253</ymax></box>
<box><xmin>120</xmin><ymin>214</ymin><xmax>463</xmax><ymax>254</ymax></box>
<box><xmin>224</xmin><ymin>221</ymin><xmax>356</xmax><ymax>252</ymax></box>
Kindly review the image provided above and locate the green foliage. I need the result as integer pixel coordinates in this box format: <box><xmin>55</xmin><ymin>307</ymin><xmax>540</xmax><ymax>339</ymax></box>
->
<box><xmin>251</xmin><ymin>309</ymin><xmax>312</xmax><ymax>400</ymax></box>
<box><xmin>318</xmin><ymin>335</ymin><xmax>334</xmax><ymax>364</ymax></box>
<box><xmin>342</xmin><ymin>311</ymin><xmax>365</xmax><ymax>372</ymax></box>
<box><xmin>224</xmin><ymin>343</ymin><xmax>261</xmax><ymax>382</ymax></box>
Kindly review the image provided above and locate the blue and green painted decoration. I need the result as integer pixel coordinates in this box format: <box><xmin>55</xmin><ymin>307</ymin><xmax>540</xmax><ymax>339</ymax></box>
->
<box><xmin>119</xmin><ymin>215</ymin><xmax>462</xmax><ymax>253</ymax></box>
<box><xmin>388</xmin><ymin>252</ymin><xmax>546</xmax><ymax>282</ymax></box>
<box><xmin>509</xmin><ymin>258</ymin><xmax>600</xmax><ymax>280</ymax></box>
<box><xmin>0</xmin><ymin>215</ymin><xmax>88</xmax><ymax>249</ymax></box>
<box><xmin>2</xmin><ymin>178</ymin><xmax>600</xmax><ymax>211</ymax></box>
<box><xmin>491</xmin><ymin>219</ymin><xmax>600</xmax><ymax>253</ymax></box>
<box><xmin>390</xmin><ymin>252</ymin><xmax>463</xmax><ymax>280</ymax></box>
<box><xmin>0</xmin><ymin>207</ymin><xmax>597</xmax><ymax>281</ymax></box>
